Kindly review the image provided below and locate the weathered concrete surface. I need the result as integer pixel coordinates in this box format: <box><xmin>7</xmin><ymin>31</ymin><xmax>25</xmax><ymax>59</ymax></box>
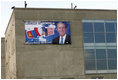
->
<box><xmin>5</xmin><ymin>11</ymin><xmax>16</xmax><ymax>79</ymax></box>
<box><xmin>4</xmin><ymin>8</ymin><xmax>117</xmax><ymax>79</ymax></box>
<box><xmin>1</xmin><ymin>38</ymin><xmax>5</xmax><ymax>79</ymax></box>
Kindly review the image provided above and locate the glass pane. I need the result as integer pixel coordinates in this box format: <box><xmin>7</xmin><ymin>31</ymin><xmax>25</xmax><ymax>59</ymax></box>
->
<box><xmin>94</xmin><ymin>23</ymin><xmax>104</xmax><ymax>32</ymax></box>
<box><xmin>107</xmin><ymin>49</ymin><xmax>117</xmax><ymax>59</ymax></box>
<box><xmin>108</xmin><ymin>60</ymin><xmax>117</xmax><ymax>69</ymax></box>
<box><xmin>95</xmin><ymin>33</ymin><xmax>105</xmax><ymax>43</ymax></box>
<box><xmin>105</xmin><ymin>23</ymin><xmax>115</xmax><ymax>32</ymax></box>
<box><xmin>115</xmin><ymin>23</ymin><xmax>117</xmax><ymax>33</ymax></box>
<box><xmin>85</xmin><ymin>60</ymin><xmax>96</xmax><ymax>70</ymax></box>
<box><xmin>84</xmin><ymin>49</ymin><xmax>95</xmax><ymax>60</ymax></box>
<box><xmin>106</xmin><ymin>33</ymin><xmax>116</xmax><ymax>43</ymax></box>
<box><xmin>97</xmin><ymin>60</ymin><xmax>107</xmax><ymax>70</ymax></box>
<box><xmin>83</xmin><ymin>33</ymin><xmax>94</xmax><ymax>43</ymax></box>
<box><xmin>83</xmin><ymin>23</ymin><xmax>93</xmax><ymax>32</ymax></box>
<box><xmin>96</xmin><ymin>49</ymin><xmax>106</xmax><ymax>59</ymax></box>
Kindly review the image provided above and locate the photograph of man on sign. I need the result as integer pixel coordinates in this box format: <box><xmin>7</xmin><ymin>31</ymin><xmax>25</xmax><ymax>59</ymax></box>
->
<box><xmin>52</xmin><ymin>22</ymin><xmax>71</xmax><ymax>44</ymax></box>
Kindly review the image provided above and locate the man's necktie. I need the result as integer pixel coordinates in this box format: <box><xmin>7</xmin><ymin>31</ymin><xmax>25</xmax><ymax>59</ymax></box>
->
<box><xmin>60</xmin><ymin>37</ymin><xmax>63</xmax><ymax>44</ymax></box>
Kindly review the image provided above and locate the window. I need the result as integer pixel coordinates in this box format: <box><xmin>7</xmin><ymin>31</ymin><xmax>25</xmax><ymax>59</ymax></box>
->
<box><xmin>96</xmin><ymin>49</ymin><xmax>106</xmax><ymax>59</ymax></box>
<box><xmin>107</xmin><ymin>49</ymin><xmax>117</xmax><ymax>59</ymax></box>
<box><xmin>108</xmin><ymin>60</ymin><xmax>117</xmax><ymax>69</ymax></box>
<box><xmin>115</xmin><ymin>23</ymin><xmax>117</xmax><ymax>32</ymax></box>
<box><xmin>95</xmin><ymin>33</ymin><xmax>105</xmax><ymax>43</ymax></box>
<box><xmin>105</xmin><ymin>23</ymin><xmax>115</xmax><ymax>32</ymax></box>
<box><xmin>82</xmin><ymin>23</ymin><xmax>93</xmax><ymax>32</ymax></box>
<box><xmin>84</xmin><ymin>49</ymin><xmax>95</xmax><ymax>60</ymax></box>
<box><xmin>106</xmin><ymin>33</ymin><xmax>116</xmax><ymax>43</ymax></box>
<box><xmin>94</xmin><ymin>23</ymin><xmax>104</xmax><ymax>32</ymax></box>
<box><xmin>83</xmin><ymin>33</ymin><xmax>94</xmax><ymax>43</ymax></box>
<box><xmin>82</xmin><ymin>20</ymin><xmax>117</xmax><ymax>74</ymax></box>
<box><xmin>97</xmin><ymin>60</ymin><xmax>107</xmax><ymax>70</ymax></box>
<box><xmin>85</xmin><ymin>60</ymin><xmax>96</xmax><ymax>70</ymax></box>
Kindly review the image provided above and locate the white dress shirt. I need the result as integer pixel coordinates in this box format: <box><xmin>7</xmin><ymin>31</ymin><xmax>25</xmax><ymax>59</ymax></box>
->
<box><xmin>59</xmin><ymin>34</ymin><xmax>66</xmax><ymax>44</ymax></box>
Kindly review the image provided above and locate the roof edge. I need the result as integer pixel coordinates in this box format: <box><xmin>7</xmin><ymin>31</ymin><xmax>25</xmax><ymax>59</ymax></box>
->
<box><xmin>5</xmin><ymin>9</ymin><xmax>15</xmax><ymax>35</ymax></box>
<box><xmin>14</xmin><ymin>7</ymin><xmax>117</xmax><ymax>11</ymax></box>
<box><xmin>1</xmin><ymin>37</ymin><xmax>5</xmax><ymax>39</ymax></box>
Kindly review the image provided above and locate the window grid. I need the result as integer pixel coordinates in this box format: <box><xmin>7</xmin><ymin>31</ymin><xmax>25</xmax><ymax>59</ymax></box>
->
<box><xmin>104</xmin><ymin>22</ymin><xmax>109</xmax><ymax>71</ymax></box>
<box><xmin>93</xmin><ymin>22</ymin><xmax>97</xmax><ymax>71</ymax></box>
<box><xmin>115</xmin><ymin>23</ymin><xmax>117</xmax><ymax>41</ymax></box>
<box><xmin>82</xmin><ymin>20</ymin><xmax>117</xmax><ymax>74</ymax></box>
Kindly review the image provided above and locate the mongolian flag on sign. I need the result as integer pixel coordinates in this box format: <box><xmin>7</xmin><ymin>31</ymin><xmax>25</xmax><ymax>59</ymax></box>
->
<box><xmin>27</xmin><ymin>31</ymin><xmax>33</xmax><ymax>38</ymax></box>
<box><xmin>34</xmin><ymin>27</ymin><xmax>41</xmax><ymax>36</ymax></box>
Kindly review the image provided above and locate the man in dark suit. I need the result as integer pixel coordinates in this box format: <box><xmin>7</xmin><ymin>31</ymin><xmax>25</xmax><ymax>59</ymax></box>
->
<box><xmin>52</xmin><ymin>22</ymin><xmax>71</xmax><ymax>44</ymax></box>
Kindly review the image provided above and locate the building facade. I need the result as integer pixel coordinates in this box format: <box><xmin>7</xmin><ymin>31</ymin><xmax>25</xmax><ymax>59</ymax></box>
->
<box><xmin>1</xmin><ymin>38</ymin><xmax>5</xmax><ymax>79</ymax></box>
<box><xmin>2</xmin><ymin>8</ymin><xmax>117</xmax><ymax>79</ymax></box>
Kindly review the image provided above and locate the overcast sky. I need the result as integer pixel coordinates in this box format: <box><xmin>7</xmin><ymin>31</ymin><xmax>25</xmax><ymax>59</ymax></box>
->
<box><xmin>0</xmin><ymin>0</ymin><xmax>117</xmax><ymax>37</ymax></box>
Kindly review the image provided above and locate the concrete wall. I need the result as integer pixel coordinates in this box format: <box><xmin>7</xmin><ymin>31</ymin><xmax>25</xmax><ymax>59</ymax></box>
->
<box><xmin>5</xmin><ymin>11</ymin><xmax>16</xmax><ymax>79</ymax></box>
<box><xmin>1</xmin><ymin>38</ymin><xmax>5</xmax><ymax>78</ymax></box>
<box><xmin>5</xmin><ymin>8</ymin><xmax>117</xmax><ymax>79</ymax></box>
<box><xmin>85</xmin><ymin>74</ymin><xmax>117</xmax><ymax>79</ymax></box>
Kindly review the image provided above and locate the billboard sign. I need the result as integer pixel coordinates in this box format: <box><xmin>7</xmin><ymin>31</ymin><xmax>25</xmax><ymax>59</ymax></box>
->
<box><xmin>25</xmin><ymin>21</ymin><xmax>71</xmax><ymax>44</ymax></box>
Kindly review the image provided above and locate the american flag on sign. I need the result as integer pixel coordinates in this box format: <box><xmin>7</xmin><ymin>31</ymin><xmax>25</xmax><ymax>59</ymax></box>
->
<box><xmin>42</xmin><ymin>32</ymin><xmax>45</xmax><ymax>36</ymax></box>
<box><xmin>42</xmin><ymin>27</ymin><xmax>48</xmax><ymax>36</ymax></box>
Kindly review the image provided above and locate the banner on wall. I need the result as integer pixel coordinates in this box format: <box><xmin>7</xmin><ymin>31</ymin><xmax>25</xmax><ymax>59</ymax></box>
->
<box><xmin>25</xmin><ymin>21</ymin><xmax>71</xmax><ymax>44</ymax></box>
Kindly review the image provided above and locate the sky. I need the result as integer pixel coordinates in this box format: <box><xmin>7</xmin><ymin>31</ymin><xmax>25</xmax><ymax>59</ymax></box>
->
<box><xmin>0</xmin><ymin>0</ymin><xmax>117</xmax><ymax>37</ymax></box>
